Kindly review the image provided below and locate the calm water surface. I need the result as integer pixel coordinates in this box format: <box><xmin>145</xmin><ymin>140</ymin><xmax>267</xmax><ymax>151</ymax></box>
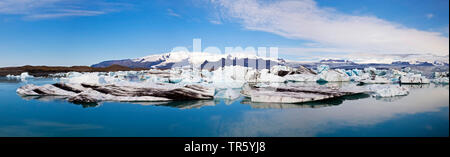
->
<box><xmin>0</xmin><ymin>78</ymin><xmax>448</xmax><ymax>137</ymax></box>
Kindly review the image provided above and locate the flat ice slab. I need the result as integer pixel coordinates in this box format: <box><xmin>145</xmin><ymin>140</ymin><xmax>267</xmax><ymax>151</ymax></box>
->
<box><xmin>241</xmin><ymin>83</ymin><xmax>366</xmax><ymax>103</ymax></box>
<box><xmin>17</xmin><ymin>83</ymin><xmax>215</xmax><ymax>104</ymax></box>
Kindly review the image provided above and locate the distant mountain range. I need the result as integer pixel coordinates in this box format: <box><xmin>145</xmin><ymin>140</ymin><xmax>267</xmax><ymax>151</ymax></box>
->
<box><xmin>92</xmin><ymin>52</ymin><xmax>449</xmax><ymax>70</ymax></box>
<box><xmin>92</xmin><ymin>52</ymin><xmax>285</xmax><ymax>70</ymax></box>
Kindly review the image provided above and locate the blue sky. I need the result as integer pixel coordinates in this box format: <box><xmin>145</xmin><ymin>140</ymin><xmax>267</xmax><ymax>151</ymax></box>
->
<box><xmin>0</xmin><ymin>0</ymin><xmax>448</xmax><ymax>66</ymax></box>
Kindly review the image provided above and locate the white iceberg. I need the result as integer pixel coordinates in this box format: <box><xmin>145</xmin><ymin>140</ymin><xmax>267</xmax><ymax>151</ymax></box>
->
<box><xmin>214</xmin><ymin>88</ymin><xmax>241</xmax><ymax>100</ymax></box>
<box><xmin>431</xmin><ymin>72</ymin><xmax>449</xmax><ymax>84</ymax></box>
<box><xmin>432</xmin><ymin>77</ymin><xmax>449</xmax><ymax>84</ymax></box>
<box><xmin>317</xmin><ymin>69</ymin><xmax>351</xmax><ymax>82</ymax></box>
<box><xmin>6</xmin><ymin>72</ymin><xmax>34</xmax><ymax>81</ymax></box>
<box><xmin>257</xmin><ymin>69</ymin><xmax>286</xmax><ymax>83</ymax></box>
<box><xmin>284</xmin><ymin>74</ymin><xmax>319</xmax><ymax>82</ymax></box>
<box><xmin>365</xmin><ymin>84</ymin><xmax>409</xmax><ymax>97</ymax></box>
<box><xmin>400</xmin><ymin>73</ymin><xmax>430</xmax><ymax>84</ymax></box>
<box><xmin>360</xmin><ymin>76</ymin><xmax>392</xmax><ymax>84</ymax></box>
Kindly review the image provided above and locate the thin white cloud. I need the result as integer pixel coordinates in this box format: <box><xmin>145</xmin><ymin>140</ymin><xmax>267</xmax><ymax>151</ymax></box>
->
<box><xmin>209</xmin><ymin>19</ymin><xmax>222</xmax><ymax>24</ymax></box>
<box><xmin>25</xmin><ymin>9</ymin><xmax>105</xmax><ymax>19</ymax></box>
<box><xmin>167</xmin><ymin>8</ymin><xmax>181</xmax><ymax>17</ymax></box>
<box><xmin>0</xmin><ymin>0</ymin><xmax>60</xmax><ymax>14</ymax></box>
<box><xmin>213</xmin><ymin>0</ymin><xmax>449</xmax><ymax>56</ymax></box>
<box><xmin>426</xmin><ymin>13</ymin><xmax>434</xmax><ymax>19</ymax></box>
<box><xmin>0</xmin><ymin>0</ymin><xmax>129</xmax><ymax>19</ymax></box>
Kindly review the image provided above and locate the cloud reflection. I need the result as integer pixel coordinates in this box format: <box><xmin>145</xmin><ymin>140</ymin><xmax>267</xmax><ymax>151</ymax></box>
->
<box><xmin>219</xmin><ymin>84</ymin><xmax>449</xmax><ymax>136</ymax></box>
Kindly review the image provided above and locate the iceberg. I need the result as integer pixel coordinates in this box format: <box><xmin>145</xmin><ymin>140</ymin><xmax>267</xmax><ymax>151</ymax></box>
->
<box><xmin>365</xmin><ymin>84</ymin><xmax>409</xmax><ymax>97</ymax></box>
<box><xmin>241</xmin><ymin>83</ymin><xmax>366</xmax><ymax>103</ymax></box>
<box><xmin>357</xmin><ymin>67</ymin><xmax>393</xmax><ymax>84</ymax></box>
<box><xmin>214</xmin><ymin>88</ymin><xmax>241</xmax><ymax>100</ymax></box>
<box><xmin>272</xmin><ymin>65</ymin><xmax>318</xmax><ymax>82</ymax></box>
<box><xmin>431</xmin><ymin>72</ymin><xmax>449</xmax><ymax>84</ymax></box>
<box><xmin>400</xmin><ymin>73</ymin><xmax>430</xmax><ymax>84</ymax></box>
<box><xmin>316</xmin><ymin>64</ymin><xmax>330</xmax><ymax>74</ymax></box>
<box><xmin>318</xmin><ymin>69</ymin><xmax>351</xmax><ymax>82</ymax></box>
<box><xmin>257</xmin><ymin>69</ymin><xmax>286</xmax><ymax>83</ymax></box>
<box><xmin>6</xmin><ymin>72</ymin><xmax>34</xmax><ymax>81</ymax></box>
<box><xmin>313</xmin><ymin>65</ymin><xmax>351</xmax><ymax>82</ymax></box>
<box><xmin>17</xmin><ymin>82</ymin><xmax>215</xmax><ymax>104</ymax></box>
<box><xmin>360</xmin><ymin>76</ymin><xmax>392</xmax><ymax>84</ymax></box>
<box><xmin>432</xmin><ymin>77</ymin><xmax>449</xmax><ymax>84</ymax></box>
<box><xmin>284</xmin><ymin>74</ymin><xmax>319</xmax><ymax>82</ymax></box>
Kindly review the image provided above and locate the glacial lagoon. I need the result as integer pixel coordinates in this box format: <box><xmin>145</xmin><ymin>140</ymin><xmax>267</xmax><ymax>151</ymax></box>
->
<box><xmin>0</xmin><ymin>77</ymin><xmax>448</xmax><ymax>137</ymax></box>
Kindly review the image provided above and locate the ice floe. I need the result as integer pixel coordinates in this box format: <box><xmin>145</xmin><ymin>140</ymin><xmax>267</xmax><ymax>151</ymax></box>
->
<box><xmin>431</xmin><ymin>72</ymin><xmax>449</xmax><ymax>84</ymax></box>
<box><xmin>315</xmin><ymin>65</ymin><xmax>351</xmax><ymax>82</ymax></box>
<box><xmin>241</xmin><ymin>83</ymin><xmax>366</xmax><ymax>103</ymax></box>
<box><xmin>365</xmin><ymin>84</ymin><xmax>409</xmax><ymax>97</ymax></box>
<box><xmin>400</xmin><ymin>73</ymin><xmax>430</xmax><ymax>84</ymax></box>
<box><xmin>360</xmin><ymin>76</ymin><xmax>392</xmax><ymax>84</ymax></box>
<box><xmin>214</xmin><ymin>88</ymin><xmax>241</xmax><ymax>100</ymax></box>
<box><xmin>6</xmin><ymin>72</ymin><xmax>34</xmax><ymax>81</ymax></box>
<box><xmin>17</xmin><ymin>83</ymin><xmax>215</xmax><ymax>104</ymax></box>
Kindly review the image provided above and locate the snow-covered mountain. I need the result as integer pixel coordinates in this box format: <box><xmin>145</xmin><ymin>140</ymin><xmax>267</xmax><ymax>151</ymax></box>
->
<box><xmin>92</xmin><ymin>52</ymin><xmax>449</xmax><ymax>70</ymax></box>
<box><xmin>92</xmin><ymin>52</ymin><xmax>284</xmax><ymax>69</ymax></box>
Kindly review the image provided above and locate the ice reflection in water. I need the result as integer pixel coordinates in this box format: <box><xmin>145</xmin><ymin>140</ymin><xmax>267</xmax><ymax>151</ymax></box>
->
<box><xmin>220</xmin><ymin>84</ymin><xmax>448</xmax><ymax>137</ymax></box>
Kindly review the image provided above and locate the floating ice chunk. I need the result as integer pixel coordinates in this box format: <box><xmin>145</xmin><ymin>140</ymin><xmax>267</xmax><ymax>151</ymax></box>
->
<box><xmin>400</xmin><ymin>73</ymin><xmax>430</xmax><ymax>84</ymax></box>
<box><xmin>20</xmin><ymin>72</ymin><xmax>34</xmax><ymax>80</ymax></box>
<box><xmin>211</xmin><ymin>66</ymin><xmax>249</xmax><ymax>82</ymax></box>
<box><xmin>316</xmin><ymin>65</ymin><xmax>330</xmax><ymax>74</ymax></box>
<box><xmin>317</xmin><ymin>69</ymin><xmax>351</xmax><ymax>82</ymax></box>
<box><xmin>434</xmin><ymin>72</ymin><xmax>449</xmax><ymax>78</ymax></box>
<box><xmin>271</xmin><ymin>65</ymin><xmax>317</xmax><ymax>82</ymax></box>
<box><xmin>345</xmin><ymin>70</ymin><xmax>354</xmax><ymax>76</ymax></box>
<box><xmin>284</xmin><ymin>74</ymin><xmax>319</xmax><ymax>82</ymax></box>
<box><xmin>68</xmin><ymin>93</ymin><xmax>99</xmax><ymax>104</ymax></box>
<box><xmin>206</xmin><ymin>66</ymin><xmax>254</xmax><ymax>88</ymax></box>
<box><xmin>17</xmin><ymin>83</ymin><xmax>215</xmax><ymax>104</ymax></box>
<box><xmin>431</xmin><ymin>72</ymin><xmax>449</xmax><ymax>84</ymax></box>
<box><xmin>168</xmin><ymin>77</ymin><xmax>183</xmax><ymax>83</ymax></box>
<box><xmin>349</xmin><ymin>72</ymin><xmax>370</xmax><ymax>82</ymax></box>
<box><xmin>364</xmin><ymin>67</ymin><xmax>377</xmax><ymax>74</ymax></box>
<box><xmin>346</xmin><ymin>69</ymin><xmax>362</xmax><ymax>77</ymax></box>
<box><xmin>61</xmin><ymin>72</ymin><xmax>105</xmax><ymax>84</ymax></box>
<box><xmin>16</xmin><ymin>84</ymin><xmax>41</xmax><ymax>95</ymax></box>
<box><xmin>432</xmin><ymin>77</ymin><xmax>449</xmax><ymax>84</ymax></box>
<box><xmin>270</xmin><ymin>65</ymin><xmax>292</xmax><ymax>75</ymax></box>
<box><xmin>257</xmin><ymin>69</ymin><xmax>286</xmax><ymax>83</ymax></box>
<box><xmin>209</xmin><ymin>80</ymin><xmax>245</xmax><ymax>89</ymax></box>
<box><xmin>360</xmin><ymin>76</ymin><xmax>392</xmax><ymax>84</ymax></box>
<box><xmin>365</xmin><ymin>84</ymin><xmax>409</xmax><ymax>97</ymax></box>
<box><xmin>6</xmin><ymin>72</ymin><xmax>34</xmax><ymax>81</ymax></box>
<box><xmin>214</xmin><ymin>88</ymin><xmax>241</xmax><ymax>100</ymax></box>
<box><xmin>241</xmin><ymin>83</ymin><xmax>365</xmax><ymax>103</ymax></box>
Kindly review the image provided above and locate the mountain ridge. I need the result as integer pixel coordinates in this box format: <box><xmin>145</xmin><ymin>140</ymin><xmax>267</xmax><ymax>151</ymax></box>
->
<box><xmin>92</xmin><ymin>52</ymin><xmax>449</xmax><ymax>69</ymax></box>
